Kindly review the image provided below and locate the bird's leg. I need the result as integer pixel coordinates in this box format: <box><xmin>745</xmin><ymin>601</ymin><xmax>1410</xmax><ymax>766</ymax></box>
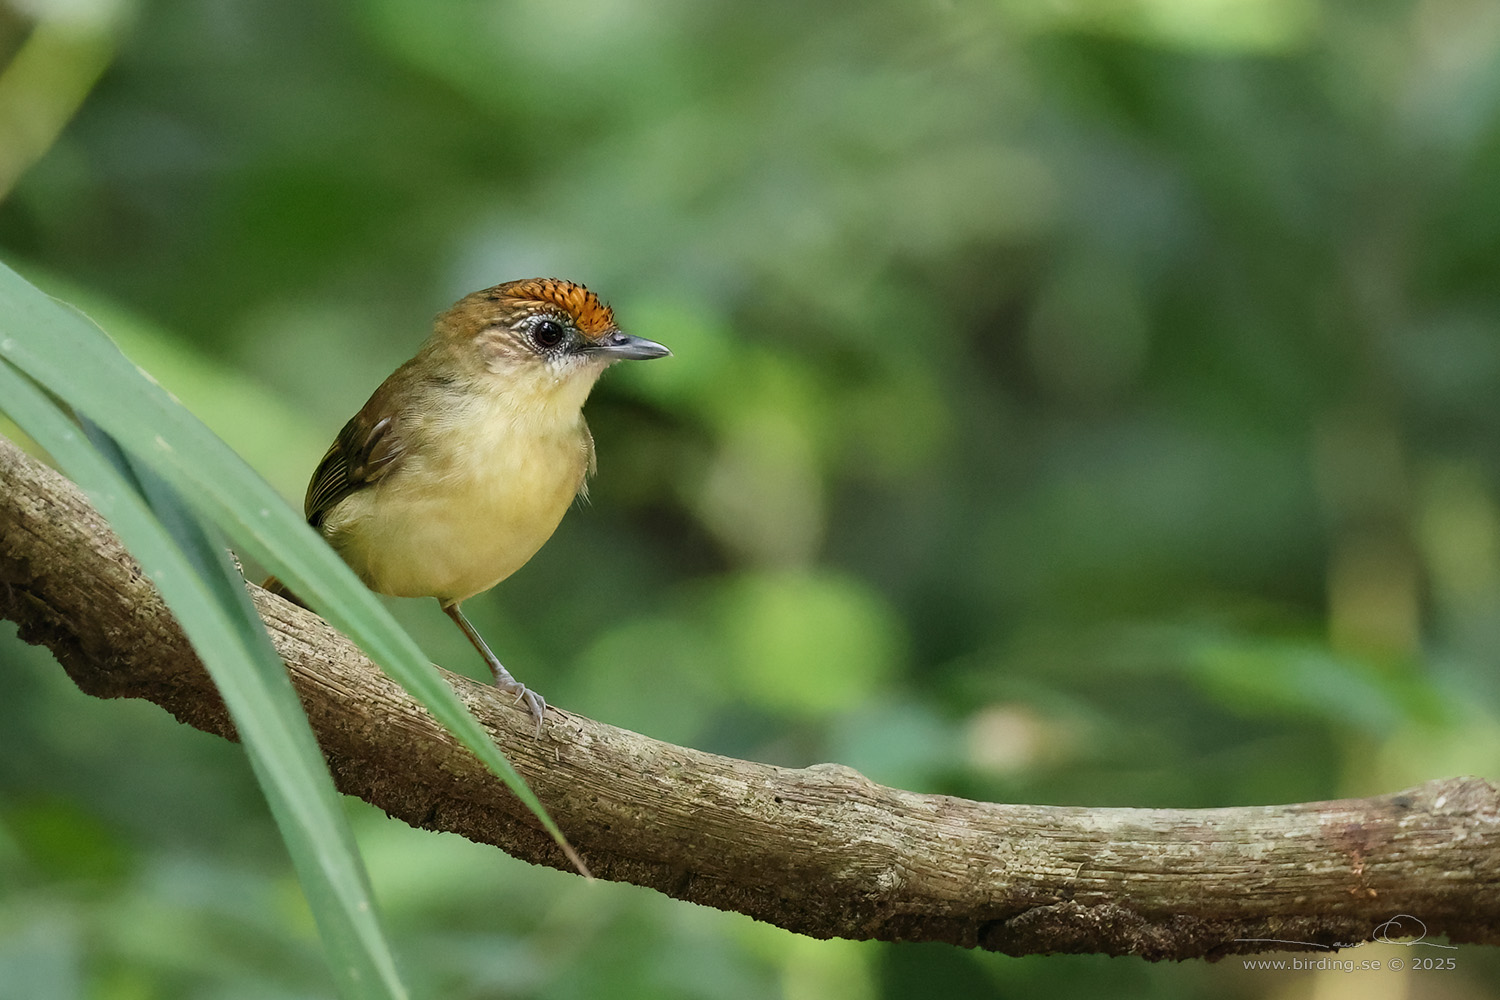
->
<box><xmin>441</xmin><ymin>600</ymin><xmax>546</xmax><ymax>736</ymax></box>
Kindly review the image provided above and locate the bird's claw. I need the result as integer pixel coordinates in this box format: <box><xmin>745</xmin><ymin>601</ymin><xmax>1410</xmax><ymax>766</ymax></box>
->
<box><xmin>494</xmin><ymin>677</ymin><xmax>547</xmax><ymax>737</ymax></box>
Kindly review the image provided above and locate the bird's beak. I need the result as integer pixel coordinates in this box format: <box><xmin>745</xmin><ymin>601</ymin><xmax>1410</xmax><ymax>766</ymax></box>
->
<box><xmin>587</xmin><ymin>330</ymin><xmax>672</xmax><ymax>361</ymax></box>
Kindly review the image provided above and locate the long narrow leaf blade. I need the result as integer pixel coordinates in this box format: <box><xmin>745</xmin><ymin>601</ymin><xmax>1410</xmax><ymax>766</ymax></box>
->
<box><xmin>0</xmin><ymin>360</ymin><xmax>408</xmax><ymax>1000</ymax></box>
<box><xmin>0</xmin><ymin>259</ymin><xmax>578</xmax><ymax>863</ymax></box>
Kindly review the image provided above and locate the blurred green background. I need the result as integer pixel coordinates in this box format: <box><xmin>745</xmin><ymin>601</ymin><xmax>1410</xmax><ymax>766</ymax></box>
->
<box><xmin>3</xmin><ymin>0</ymin><xmax>1499</xmax><ymax>996</ymax></box>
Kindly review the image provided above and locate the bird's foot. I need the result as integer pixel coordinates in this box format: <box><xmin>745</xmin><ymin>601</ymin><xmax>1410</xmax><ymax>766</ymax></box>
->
<box><xmin>492</xmin><ymin>670</ymin><xmax>547</xmax><ymax>737</ymax></box>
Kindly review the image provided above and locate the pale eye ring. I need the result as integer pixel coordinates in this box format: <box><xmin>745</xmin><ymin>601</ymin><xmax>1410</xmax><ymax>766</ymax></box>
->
<box><xmin>532</xmin><ymin>318</ymin><xmax>565</xmax><ymax>349</ymax></box>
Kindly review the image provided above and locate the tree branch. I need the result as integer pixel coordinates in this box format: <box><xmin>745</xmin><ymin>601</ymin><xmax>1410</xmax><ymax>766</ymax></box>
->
<box><xmin>2</xmin><ymin>433</ymin><xmax>1496</xmax><ymax>960</ymax></box>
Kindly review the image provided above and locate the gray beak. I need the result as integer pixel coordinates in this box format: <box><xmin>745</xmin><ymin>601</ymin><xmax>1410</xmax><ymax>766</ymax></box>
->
<box><xmin>589</xmin><ymin>330</ymin><xmax>672</xmax><ymax>361</ymax></box>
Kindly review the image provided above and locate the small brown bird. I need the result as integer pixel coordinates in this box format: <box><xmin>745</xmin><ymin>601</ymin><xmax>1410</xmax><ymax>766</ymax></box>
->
<box><xmin>285</xmin><ymin>278</ymin><xmax>669</xmax><ymax>733</ymax></box>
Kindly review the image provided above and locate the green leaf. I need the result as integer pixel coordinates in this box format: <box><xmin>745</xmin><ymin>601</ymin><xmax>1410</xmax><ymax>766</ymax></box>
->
<box><xmin>0</xmin><ymin>361</ymin><xmax>407</xmax><ymax>999</ymax></box>
<box><xmin>0</xmin><ymin>258</ymin><xmax>581</xmax><ymax>869</ymax></box>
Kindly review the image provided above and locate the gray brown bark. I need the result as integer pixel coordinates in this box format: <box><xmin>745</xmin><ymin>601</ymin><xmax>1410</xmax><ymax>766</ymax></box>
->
<box><xmin>1</xmin><ymin>433</ymin><xmax>1496</xmax><ymax>960</ymax></box>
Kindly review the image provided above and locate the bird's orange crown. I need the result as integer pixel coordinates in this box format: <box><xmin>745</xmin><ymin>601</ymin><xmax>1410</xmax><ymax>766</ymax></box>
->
<box><xmin>499</xmin><ymin>278</ymin><xmax>617</xmax><ymax>340</ymax></box>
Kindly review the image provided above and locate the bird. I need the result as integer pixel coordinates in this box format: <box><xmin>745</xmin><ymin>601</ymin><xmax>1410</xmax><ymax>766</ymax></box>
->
<box><xmin>270</xmin><ymin>278</ymin><xmax>670</xmax><ymax>734</ymax></box>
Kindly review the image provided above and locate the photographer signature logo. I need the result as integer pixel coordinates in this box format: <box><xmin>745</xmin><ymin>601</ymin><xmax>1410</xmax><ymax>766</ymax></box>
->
<box><xmin>1236</xmin><ymin>914</ymin><xmax>1458</xmax><ymax>951</ymax></box>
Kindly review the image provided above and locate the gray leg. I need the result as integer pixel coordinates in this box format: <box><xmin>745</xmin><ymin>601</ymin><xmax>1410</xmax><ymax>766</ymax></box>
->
<box><xmin>441</xmin><ymin>600</ymin><xmax>546</xmax><ymax>736</ymax></box>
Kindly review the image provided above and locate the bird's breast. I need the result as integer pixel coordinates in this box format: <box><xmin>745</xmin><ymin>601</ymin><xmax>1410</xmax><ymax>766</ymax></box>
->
<box><xmin>326</xmin><ymin>390</ymin><xmax>591</xmax><ymax>603</ymax></box>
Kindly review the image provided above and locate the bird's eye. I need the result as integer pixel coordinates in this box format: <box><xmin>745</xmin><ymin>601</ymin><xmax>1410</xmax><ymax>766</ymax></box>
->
<box><xmin>532</xmin><ymin>319</ymin><xmax>565</xmax><ymax>350</ymax></box>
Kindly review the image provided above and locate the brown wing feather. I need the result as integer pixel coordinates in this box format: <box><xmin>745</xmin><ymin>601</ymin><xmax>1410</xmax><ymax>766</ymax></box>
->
<box><xmin>305</xmin><ymin>390</ymin><xmax>406</xmax><ymax>529</ymax></box>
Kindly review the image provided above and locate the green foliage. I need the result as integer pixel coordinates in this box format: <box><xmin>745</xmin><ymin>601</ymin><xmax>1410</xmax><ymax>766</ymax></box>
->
<box><xmin>0</xmin><ymin>274</ymin><xmax>419</xmax><ymax>997</ymax></box>
<box><xmin>4</xmin><ymin>0</ymin><xmax>1500</xmax><ymax>996</ymax></box>
<box><xmin>0</xmin><ymin>258</ymin><xmax>581</xmax><ymax>994</ymax></box>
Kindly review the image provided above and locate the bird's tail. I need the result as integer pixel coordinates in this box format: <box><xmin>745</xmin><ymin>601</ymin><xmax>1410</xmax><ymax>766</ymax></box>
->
<box><xmin>260</xmin><ymin>576</ymin><xmax>309</xmax><ymax>610</ymax></box>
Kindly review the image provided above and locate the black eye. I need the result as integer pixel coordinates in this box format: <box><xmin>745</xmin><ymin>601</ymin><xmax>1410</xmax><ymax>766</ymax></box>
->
<box><xmin>532</xmin><ymin>319</ymin><xmax>565</xmax><ymax>350</ymax></box>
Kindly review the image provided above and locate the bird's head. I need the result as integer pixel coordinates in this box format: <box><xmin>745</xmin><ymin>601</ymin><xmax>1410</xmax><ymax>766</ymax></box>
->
<box><xmin>434</xmin><ymin>278</ymin><xmax>670</xmax><ymax>392</ymax></box>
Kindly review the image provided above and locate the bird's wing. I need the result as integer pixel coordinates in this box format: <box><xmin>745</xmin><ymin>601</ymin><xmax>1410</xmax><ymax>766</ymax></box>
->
<box><xmin>570</xmin><ymin>418</ymin><xmax>596</xmax><ymax>505</ymax></box>
<box><xmin>305</xmin><ymin>391</ymin><xmax>407</xmax><ymax>528</ymax></box>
